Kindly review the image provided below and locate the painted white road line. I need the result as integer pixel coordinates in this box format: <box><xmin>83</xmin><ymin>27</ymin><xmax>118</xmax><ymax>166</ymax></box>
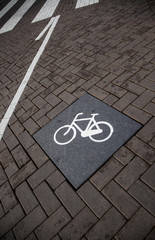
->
<box><xmin>0</xmin><ymin>0</ymin><xmax>36</xmax><ymax>34</ymax></box>
<box><xmin>0</xmin><ymin>0</ymin><xmax>18</xmax><ymax>19</ymax></box>
<box><xmin>32</xmin><ymin>0</ymin><xmax>60</xmax><ymax>23</ymax></box>
<box><xmin>35</xmin><ymin>17</ymin><xmax>55</xmax><ymax>41</ymax></box>
<box><xmin>75</xmin><ymin>0</ymin><xmax>99</xmax><ymax>9</ymax></box>
<box><xmin>0</xmin><ymin>15</ymin><xmax>60</xmax><ymax>141</ymax></box>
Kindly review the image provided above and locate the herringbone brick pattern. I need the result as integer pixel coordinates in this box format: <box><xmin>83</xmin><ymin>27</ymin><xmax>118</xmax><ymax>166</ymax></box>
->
<box><xmin>0</xmin><ymin>0</ymin><xmax>155</xmax><ymax>239</ymax></box>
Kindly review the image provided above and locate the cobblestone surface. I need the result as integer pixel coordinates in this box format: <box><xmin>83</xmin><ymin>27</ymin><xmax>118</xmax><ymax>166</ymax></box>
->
<box><xmin>0</xmin><ymin>0</ymin><xmax>155</xmax><ymax>239</ymax></box>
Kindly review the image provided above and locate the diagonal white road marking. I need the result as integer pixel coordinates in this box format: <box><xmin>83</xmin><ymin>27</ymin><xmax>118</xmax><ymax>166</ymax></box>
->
<box><xmin>32</xmin><ymin>0</ymin><xmax>60</xmax><ymax>23</ymax></box>
<box><xmin>0</xmin><ymin>15</ymin><xmax>60</xmax><ymax>141</ymax></box>
<box><xmin>0</xmin><ymin>0</ymin><xmax>18</xmax><ymax>19</ymax></box>
<box><xmin>75</xmin><ymin>0</ymin><xmax>99</xmax><ymax>9</ymax></box>
<box><xmin>0</xmin><ymin>0</ymin><xmax>36</xmax><ymax>34</ymax></box>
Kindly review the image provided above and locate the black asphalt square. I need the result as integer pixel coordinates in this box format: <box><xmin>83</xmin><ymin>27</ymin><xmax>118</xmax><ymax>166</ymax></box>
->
<box><xmin>33</xmin><ymin>93</ymin><xmax>142</xmax><ymax>189</ymax></box>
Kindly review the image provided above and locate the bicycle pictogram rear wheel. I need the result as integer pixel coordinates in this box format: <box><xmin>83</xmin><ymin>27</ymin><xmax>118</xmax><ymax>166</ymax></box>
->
<box><xmin>89</xmin><ymin>121</ymin><xmax>113</xmax><ymax>142</ymax></box>
<box><xmin>54</xmin><ymin>125</ymin><xmax>76</xmax><ymax>145</ymax></box>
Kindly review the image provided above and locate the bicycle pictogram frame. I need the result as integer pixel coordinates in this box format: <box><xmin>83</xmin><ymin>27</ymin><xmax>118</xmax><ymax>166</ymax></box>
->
<box><xmin>54</xmin><ymin>112</ymin><xmax>114</xmax><ymax>145</ymax></box>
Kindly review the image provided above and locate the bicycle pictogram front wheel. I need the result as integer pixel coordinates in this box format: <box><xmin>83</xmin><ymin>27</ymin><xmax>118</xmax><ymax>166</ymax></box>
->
<box><xmin>54</xmin><ymin>125</ymin><xmax>76</xmax><ymax>145</ymax></box>
<box><xmin>89</xmin><ymin>121</ymin><xmax>113</xmax><ymax>142</ymax></box>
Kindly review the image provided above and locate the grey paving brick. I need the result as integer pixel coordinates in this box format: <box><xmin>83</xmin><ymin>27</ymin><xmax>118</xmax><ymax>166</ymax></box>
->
<box><xmin>0</xmin><ymin>165</ymin><xmax>7</xmax><ymax>185</ymax></box>
<box><xmin>1</xmin><ymin>231</ymin><xmax>16</xmax><ymax>240</ymax></box>
<box><xmin>139</xmin><ymin>79</ymin><xmax>155</xmax><ymax>91</ymax></box>
<box><xmin>16</xmin><ymin>181</ymin><xmax>38</xmax><ymax>214</ymax></box>
<box><xmin>105</xmin><ymin>83</ymin><xmax>127</xmax><ymax>98</ymax></box>
<box><xmin>11</xmin><ymin>145</ymin><xmax>30</xmax><ymax>168</ymax></box>
<box><xmin>103</xmin><ymin>94</ymin><xmax>118</xmax><ymax>106</ymax></box>
<box><xmin>137</xmin><ymin>117</ymin><xmax>155</xmax><ymax>142</ymax></box>
<box><xmin>55</xmin><ymin>181</ymin><xmax>85</xmax><ymax>217</ymax></box>
<box><xmin>90</xmin><ymin>157</ymin><xmax>123</xmax><ymax>190</ymax></box>
<box><xmin>0</xmin><ymin>204</ymin><xmax>24</xmax><ymax>238</ymax></box>
<box><xmin>10</xmin><ymin>161</ymin><xmax>37</xmax><ymax>189</ymax></box>
<box><xmin>146</xmin><ymin>228</ymin><xmax>155</xmax><ymax>240</ymax></box>
<box><xmin>4</xmin><ymin>134</ymin><xmax>19</xmax><ymax>151</ymax></box>
<box><xmin>122</xmin><ymin>81</ymin><xmax>145</xmax><ymax>95</ymax></box>
<box><xmin>0</xmin><ymin>181</ymin><xmax>17</xmax><ymax>212</ymax></box>
<box><xmin>113</xmin><ymin>146</ymin><xmax>135</xmax><ymax>165</ymax></box>
<box><xmin>126</xmin><ymin>136</ymin><xmax>155</xmax><ymax>165</ymax></box>
<box><xmin>13</xmin><ymin>206</ymin><xmax>46</xmax><ymax>240</ymax></box>
<box><xmin>27</xmin><ymin>143</ymin><xmax>48</xmax><ymax>168</ymax></box>
<box><xmin>18</xmin><ymin>131</ymin><xmax>35</xmax><ymax>150</ymax></box>
<box><xmin>32</xmin><ymin>96</ymin><xmax>47</xmax><ymax>109</ymax></box>
<box><xmin>5</xmin><ymin>161</ymin><xmax>18</xmax><ymax>178</ymax></box>
<box><xmin>88</xmin><ymin>85</ymin><xmax>109</xmax><ymax>100</ymax></box>
<box><xmin>59</xmin><ymin>207</ymin><xmax>98</xmax><ymax>240</ymax></box>
<box><xmin>113</xmin><ymin>92</ymin><xmax>137</xmax><ymax>111</ymax></box>
<box><xmin>59</xmin><ymin>90</ymin><xmax>77</xmax><ymax>104</ymax></box>
<box><xmin>10</xmin><ymin>120</ymin><xmax>24</xmax><ymax>136</ymax></box>
<box><xmin>124</xmin><ymin>104</ymin><xmax>151</xmax><ymax>124</ymax></box>
<box><xmin>25</xmin><ymin>233</ymin><xmax>38</xmax><ymax>240</ymax></box>
<box><xmin>34</xmin><ymin>182</ymin><xmax>61</xmax><ymax>216</ymax></box>
<box><xmin>115</xmin><ymin>156</ymin><xmax>149</xmax><ymax>190</ymax></box>
<box><xmin>35</xmin><ymin>206</ymin><xmax>71</xmax><ymax>240</ymax></box>
<box><xmin>97</xmin><ymin>73</ymin><xmax>117</xmax><ymax>88</ymax></box>
<box><xmin>141</xmin><ymin>163</ymin><xmax>155</xmax><ymax>190</ymax></box>
<box><xmin>47</xmin><ymin>101</ymin><xmax>68</xmax><ymax>120</ymax></box>
<box><xmin>0</xmin><ymin>203</ymin><xmax>4</xmax><ymax>219</ymax></box>
<box><xmin>133</xmin><ymin>90</ymin><xmax>155</xmax><ymax>109</ymax></box>
<box><xmin>28</xmin><ymin>161</ymin><xmax>56</xmax><ymax>189</ymax></box>
<box><xmin>144</xmin><ymin>102</ymin><xmax>155</xmax><ymax>116</ymax></box>
<box><xmin>46</xmin><ymin>170</ymin><xmax>65</xmax><ymax>190</ymax></box>
<box><xmin>102</xmin><ymin>180</ymin><xmax>140</xmax><ymax>219</ymax></box>
<box><xmin>81</xmin><ymin>76</ymin><xmax>100</xmax><ymax>90</ymax></box>
<box><xmin>23</xmin><ymin>118</ymin><xmax>40</xmax><ymax>135</ymax></box>
<box><xmin>86</xmin><ymin>207</ymin><xmax>126</xmax><ymax>240</ymax></box>
<box><xmin>115</xmin><ymin>208</ymin><xmax>155</xmax><ymax>240</ymax></box>
<box><xmin>128</xmin><ymin>180</ymin><xmax>155</xmax><ymax>215</ymax></box>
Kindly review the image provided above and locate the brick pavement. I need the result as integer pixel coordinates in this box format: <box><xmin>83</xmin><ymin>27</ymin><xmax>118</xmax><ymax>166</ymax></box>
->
<box><xmin>0</xmin><ymin>0</ymin><xmax>155</xmax><ymax>239</ymax></box>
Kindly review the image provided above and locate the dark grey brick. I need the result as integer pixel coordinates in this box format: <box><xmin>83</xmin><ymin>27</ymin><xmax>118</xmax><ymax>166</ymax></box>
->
<box><xmin>34</xmin><ymin>182</ymin><xmax>61</xmax><ymax>216</ymax></box>
<box><xmin>90</xmin><ymin>157</ymin><xmax>123</xmax><ymax>190</ymax></box>
<box><xmin>16</xmin><ymin>181</ymin><xmax>38</xmax><ymax>214</ymax></box>
<box><xmin>13</xmin><ymin>206</ymin><xmax>46</xmax><ymax>240</ymax></box>
<box><xmin>86</xmin><ymin>207</ymin><xmax>126</xmax><ymax>240</ymax></box>
<box><xmin>115</xmin><ymin>208</ymin><xmax>155</xmax><ymax>240</ymax></box>
<box><xmin>28</xmin><ymin>161</ymin><xmax>56</xmax><ymax>189</ymax></box>
<box><xmin>10</xmin><ymin>161</ymin><xmax>37</xmax><ymax>189</ymax></box>
<box><xmin>0</xmin><ymin>165</ymin><xmax>7</xmax><ymax>185</ymax></box>
<box><xmin>35</xmin><ymin>206</ymin><xmax>71</xmax><ymax>240</ymax></box>
<box><xmin>141</xmin><ymin>163</ymin><xmax>155</xmax><ymax>190</ymax></box>
<box><xmin>0</xmin><ymin>204</ymin><xmax>24</xmax><ymax>238</ymax></box>
<box><xmin>55</xmin><ymin>181</ymin><xmax>85</xmax><ymax>217</ymax></box>
<box><xmin>115</xmin><ymin>156</ymin><xmax>149</xmax><ymax>190</ymax></box>
<box><xmin>59</xmin><ymin>207</ymin><xmax>98</xmax><ymax>240</ymax></box>
<box><xmin>46</xmin><ymin>170</ymin><xmax>65</xmax><ymax>190</ymax></box>
<box><xmin>102</xmin><ymin>181</ymin><xmax>140</xmax><ymax>219</ymax></box>
<box><xmin>0</xmin><ymin>181</ymin><xmax>17</xmax><ymax>212</ymax></box>
<box><xmin>128</xmin><ymin>180</ymin><xmax>155</xmax><ymax>215</ymax></box>
<box><xmin>78</xmin><ymin>181</ymin><xmax>111</xmax><ymax>218</ymax></box>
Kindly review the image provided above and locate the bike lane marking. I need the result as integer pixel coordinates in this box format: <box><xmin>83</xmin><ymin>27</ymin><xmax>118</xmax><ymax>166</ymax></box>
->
<box><xmin>0</xmin><ymin>0</ymin><xmax>18</xmax><ymax>19</ymax></box>
<box><xmin>32</xmin><ymin>0</ymin><xmax>61</xmax><ymax>23</ymax></box>
<box><xmin>75</xmin><ymin>0</ymin><xmax>99</xmax><ymax>9</ymax></box>
<box><xmin>0</xmin><ymin>15</ymin><xmax>60</xmax><ymax>141</ymax></box>
<box><xmin>0</xmin><ymin>0</ymin><xmax>36</xmax><ymax>34</ymax></box>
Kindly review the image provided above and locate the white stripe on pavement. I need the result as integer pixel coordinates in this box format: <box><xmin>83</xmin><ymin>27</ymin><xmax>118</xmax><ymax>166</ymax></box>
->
<box><xmin>35</xmin><ymin>17</ymin><xmax>55</xmax><ymax>40</ymax></box>
<box><xmin>0</xmin><ymin>0</ymin><xmax>18</xmax><ymax>19</ymax></box>
<box><xmin>75</xmin><ymin>0</ymin><xmax>99</xmax><ymax>9</ymax></box>
<box><xmin>32</xmin><ymin>0</ymin><xmax>60</xmax><ymax>23</ymax></box>
<box><xmin>0</xmin><ymin>15</ymin><xmax>60</xmax><ymax>141</ymax></box>
<box><xmin>0</xmin><ymin>0</ymin><xmax>36</xmax><ymax>34</ymax></box>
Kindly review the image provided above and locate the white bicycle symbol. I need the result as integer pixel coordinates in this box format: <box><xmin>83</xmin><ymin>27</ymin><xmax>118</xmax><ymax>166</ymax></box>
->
<box><xmin>54</xmin><ymin>112</ymin><xmax>114</xmax><ymax>145</ymax></box>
